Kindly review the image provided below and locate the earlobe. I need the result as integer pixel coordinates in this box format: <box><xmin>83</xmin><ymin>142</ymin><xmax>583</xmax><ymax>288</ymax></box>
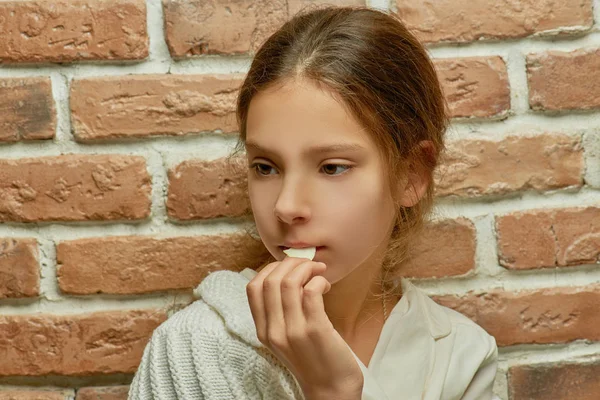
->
<box><xmin>397</xmin><ymin>140</ymin><xmax>434</xmax><ymax>207</ymax></box>
<box><xmin>398</xmin><ymin>171</ymin><xmax>429</xmax><ymax>207</ymax></box>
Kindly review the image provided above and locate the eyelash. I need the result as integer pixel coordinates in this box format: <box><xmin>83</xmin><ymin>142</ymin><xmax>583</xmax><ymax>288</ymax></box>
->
<box><xmin>249</xmin><ymin>162</ymin><xmax>353</xmax><ymax>178</ymax></box>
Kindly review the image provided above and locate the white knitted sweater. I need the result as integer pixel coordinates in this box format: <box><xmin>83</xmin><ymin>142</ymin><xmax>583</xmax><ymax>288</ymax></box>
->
<box><xmin>128</xmin><ymin>268</ymin><xmax>498</xmax><ymax>399</ymax></box>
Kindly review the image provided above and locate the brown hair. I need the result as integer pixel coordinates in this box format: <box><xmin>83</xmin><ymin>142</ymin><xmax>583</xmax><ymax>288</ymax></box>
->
<box><xmin>226</xmin><ymin>5</ymin><xmax>448</xmax><ymax>298</ymax></box>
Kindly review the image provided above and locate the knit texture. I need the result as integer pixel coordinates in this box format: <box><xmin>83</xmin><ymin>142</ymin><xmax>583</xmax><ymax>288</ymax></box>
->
<box><xmin>128</xmin><ymin>269</ymin><xmax>304</xmax><ymax>400</ymax></box>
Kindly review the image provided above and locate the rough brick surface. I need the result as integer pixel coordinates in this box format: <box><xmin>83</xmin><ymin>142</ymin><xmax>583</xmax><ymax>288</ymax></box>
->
<box><xmin>435</xmin><ymin>56</ymin><xmax>510</xmax><ymax>119</ymax></box>
<box><xmin>434</xmin><ymin>134</ymin><xmax>583</xmax><ymax>198</ymax></box>
<box><xmin>167</xmin><ymin>157</ymin><xmax>249</xmax><ymax>220</ymax></box>
<box><xmin>76</xmin><ymin>386</ymin><xmax>129</xmax><ymax>400</ymax></box>
<box><xmin>57</xmin><ymin>233</ymin><xmax>271</xmax><ymax>295</ymax></box>
<box><xmin>0</xmin><ymin>310</ymin><xmax>166</xmax><ymax>376</ymax></box>
<box><xmin>0</xmin><ymin>238</ymin><xmax>39</xmax><ymax>298</ymax></box>
<box><xmin>394</xmin><ymin>0</ymin><xmax>593</xmax><ymax>44</ymax></box>
<box><xmin>496</xmin><ymin>207</ymin><xmax>600</xmax><ymax>270</ymax></box>
<box><xmin>0</xmin><ymin>78</ymin><xmax>55</xmax><ymax>142</ymax></box>
<box><xmin>163</xmin><ymin>0</ymin><xmax>365</xmax><ymax>57</ymax></box>
<box><xmin>0</xmin><ymin>155</ymin><xmax>151</xmax><ymax>222</ymax></box>
<box><xmin>509</xmin><ymin>360</ymin><xmax>600</xmax><ymax>400</ymax></box>
<box><xmin>402</xmin><ymin>218</ymin><xmax>476</xmax><ymax>278</ymax></box>
<box><xmin>0</xmin><ymin>0</ymin><xmax>148</xmax><ymax>63</ymax></box>
<box><xmin>527</xmin><ymin>48</ymin><xmax>600</xmax><ymax>112</ymax></box>
<box><xmin>0</xmin><ymin>390</ymin><xmax>71</xmax><ymax>400</ymax></box>
<box><xmin>434</xmin><ymin>285</ymin><xmax>600</xmax><ymax>346</ymax></box>
<box><xmin>70</xmin><ymin>75</ymin><xmax>242</xmax><ymax>141</ymax></box>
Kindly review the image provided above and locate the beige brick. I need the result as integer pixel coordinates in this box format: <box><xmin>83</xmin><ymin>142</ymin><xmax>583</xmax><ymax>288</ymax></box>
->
<box><xmin>167</xmin><ymin>157</ymin><xmax>249</xmax><ymax>220</ymax></box>
<box><xmin>434</xmin><ymin>285</ymin><xmax>600</xmax><ymax>346</ymax></box>
<box><xmin>0</xmin><ymin>238</ymin><xmax>39</xmax><ymax>298</ymax></box>
<box><xmin>163</xmin><ymin>0</ymin><xmax>365</xmax><ymax>58</ymax></box>
<box><xmin>70</xmin><ymin>74</ymin><xmax>243</xmax><ymax>141</ymax></box>
<box><xmin>527</xmin><ymin>48</ymin><xmax>600</xmax><ymax>111</ymax></box>
<box><xmin>0</xmin><ymin>310</ymin><xmax>166</xmax><ymax>376</ymax></box>
<box><xmin>76</xmin><ymin>386</ymin><xmax>129</xmax><ymax>400</ymax></box>
<box><xmin>0</xmin><ymin>0</ymin><xmax>148</xmax><ymax>63</ymax></box>
<box><xmin>496</xmin><ymin>207</ymin><xmax>600</xmax><ymax>270</ymax></box>
<box><xmin>0</xmin><ymin>78</ymin><xmax>55</xmax><ymax>142</ymax></box>
<box><xmin>434</xmin><ymin>134</ymin><xmax>583</xmax><ymax>198</ymax></box>
<box><xmin>402</xmin><ymin>218</ymin><xmax>476</xmax><ymax>278</ymax></box>
<box><xmin>394</xmin><ymin>0</ymin><xmax>593</xmax><ymax>44</ymax></box>
<box><xmin>0</xmin><ymin>155</ymin><xmax>151</xmax><ymax>222</ymax></box>
<box><xmin>509</xmin><ymin>360</ymin><xmax>600</xmax><ymax>400</ymax></box>
<box><xmin>0</xmin><ymin>390</ymin><xmax>72</xmax><ymax>400</ymax></box>
<box><xmin>57</xmin><ymin>233</ymin><xmax>270</xmax><ymax>295</ymax></box>
<box><xmin>435</xmin><ymin>56</ymin><xmax>510</xmax><ymax>119</ymax></box>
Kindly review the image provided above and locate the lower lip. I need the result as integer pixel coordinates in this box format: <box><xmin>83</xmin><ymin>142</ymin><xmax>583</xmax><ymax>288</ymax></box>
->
<box><xmin>280</xmin><ymin>246</ymin><xmax>325</xmax><ymax>251</ymax></box>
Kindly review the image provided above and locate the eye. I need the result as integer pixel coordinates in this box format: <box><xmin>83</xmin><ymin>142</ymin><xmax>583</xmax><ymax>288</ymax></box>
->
<box><xmin>321</xmin><ymin>164</ymin><xmax>351</xmax><ymax>176</ymax></box>
<box><xmin>249</xmin><ymin>163</ymin><xmax>352</xmax><ymax>177</ymax></box>
<box><xmin>251</xmin><ymin>163</ymin><xmax>276</xmax><ymax>176</ymax></box>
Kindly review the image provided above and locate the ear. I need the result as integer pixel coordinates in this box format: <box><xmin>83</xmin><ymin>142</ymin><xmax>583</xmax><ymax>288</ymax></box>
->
<box><xmin>397</xmin><ymin>140</ymin><xmax>435</xmax><ymax>207</ymax></box>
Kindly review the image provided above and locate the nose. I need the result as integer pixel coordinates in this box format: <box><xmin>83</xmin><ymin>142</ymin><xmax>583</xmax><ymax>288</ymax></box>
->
<box><xmin>273</xmin><ymin>177</ymin><xmax>311</xmax><ymax>224</ymax></box>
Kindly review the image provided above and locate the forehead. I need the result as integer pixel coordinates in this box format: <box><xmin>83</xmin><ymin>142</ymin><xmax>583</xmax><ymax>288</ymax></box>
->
<box><xmin>245</xmin><ymin>78</ymin><xmax>376</xmax><ymax>152</ymax></box>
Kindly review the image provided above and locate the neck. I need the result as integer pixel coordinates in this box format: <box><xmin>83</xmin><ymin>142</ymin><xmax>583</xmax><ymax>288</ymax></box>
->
<box><xmin>322</xmin><ymin>262</ymin><xmax>401</xmax><ymax>340</ymax></box>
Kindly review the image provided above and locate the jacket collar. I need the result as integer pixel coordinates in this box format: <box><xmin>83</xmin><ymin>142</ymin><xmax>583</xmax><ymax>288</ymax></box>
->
<box><xmin>193</xmin><ymin>268</ymin><xmax>451</xmax><ymax>347</ymax></box>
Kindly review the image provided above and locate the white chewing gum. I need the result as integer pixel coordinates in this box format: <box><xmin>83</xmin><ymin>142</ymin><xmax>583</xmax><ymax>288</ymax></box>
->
<box><xmin>283</xmin><ymin>247</ymin><xmax>317</xmax><ymax>260</ymax></box>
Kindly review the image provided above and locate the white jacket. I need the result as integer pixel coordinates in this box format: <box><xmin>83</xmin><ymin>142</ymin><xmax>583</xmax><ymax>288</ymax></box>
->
<box><xmin>128</xmin><ymin>268</ymin><xmax>498</xmax><ymax>399</ymax></box>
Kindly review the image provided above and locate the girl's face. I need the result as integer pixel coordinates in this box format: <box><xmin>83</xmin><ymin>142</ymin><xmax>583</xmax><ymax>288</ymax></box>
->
<box><xmin>245</xmin><ymin>78</ymin><xmax>397</xmax><ymax>284</ymax></box>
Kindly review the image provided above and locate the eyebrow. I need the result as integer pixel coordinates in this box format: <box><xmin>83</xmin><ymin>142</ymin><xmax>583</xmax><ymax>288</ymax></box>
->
<box><xmin>244</xmin><ymin>141</ymin><xmax>366</xmax><ymax>157</ymax></box>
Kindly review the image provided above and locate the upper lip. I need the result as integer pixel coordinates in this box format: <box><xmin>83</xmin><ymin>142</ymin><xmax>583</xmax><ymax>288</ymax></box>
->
<box><xmin>281</xmin><ymin>242</ymin><xmax>318</xmax><ymax>249</ymax></box>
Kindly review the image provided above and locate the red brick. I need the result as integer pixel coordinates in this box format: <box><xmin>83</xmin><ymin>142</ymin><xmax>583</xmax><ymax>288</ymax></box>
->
<box><xmin>402</xmin><ymin>218</ymin><xmax>476</xmax><ymax>278</ymax></box>
<box><xmin>0</xmin><ymin>238</ymin><xmax>39</xmax><ymax>298</ymax></box>
<box><xmin>167</xmin><ymin>157</ymin><xmax>249</xmax><ymax>220</ymax></box>
<box><xmin>394</xmin><ymin>0</ymin><xmax>593</xmax><ymax>44</ymax></box>
<box><xmin>0</xmin><ymin>78</ymin><xmax>55</xmax><ymax>142</ymax></box>
<box><xmin>0</xmin><ymin>390</ymin><xmax>71</xmax><ymax>400</ymax></box>
<box><xmin>435</xmin><ymin>285</ymin><xmax>600</xmax><ymax>346</ymax></box>
<box><xmin>509</xmin><ymin>360</ymin><xmax>600</xmax><ymax>400</ymax></box>
<box><xmin>70</xmin><ymin>74</ymin><xmax>242</xmax><ymax>141</ymax></box>
<box><xmin>496</xmin><ymin>207</ymin><xmax>600</xmax><ymax>270</ymax></box>
<box><xmin>527</xmin><ymin>48</ymin><xmax>600</xmax><ymax>111</ymax></box>
<box><xmin>163</xmin><ymin>0</ymin><xmax>365</xmax><ymax>58</ymax></box>
<box><xmin>434</xmin><ymin>134</ymin><xmax>583</xmax><ymax>198</ymax></box>
<box><xmin>56</xmin><ymin>233</ymin><xmax>270</xmax><ymax>295</ymax></box>
<box><xmin>0</xmin><ymin>310</ymin><xmax>166</xmax><ymax>376</ymax></box>
<box><xmin>76</xmin><ymin>386</ymin><xmax>129</xmax><ymax>400</ymax></box>
<box><xmin>0</xmin><ymin>155</ymin><xmax>151</xmax><ymax>222</ymax></box>
<box><xmin>435</xmin><ymin>56</ymin><xmax>510</xmax><ymax>119</ymax></box>
<box><xmin>0</xmin><ymin>0</ymin><xmax>147</xmax><ymax>64</ymax></box>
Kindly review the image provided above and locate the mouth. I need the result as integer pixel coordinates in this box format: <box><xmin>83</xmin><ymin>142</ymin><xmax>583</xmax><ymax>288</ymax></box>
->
<box><xmin>279</xmin><ymin>246</ymin><xmax>325</xmax><ymax>251</ymax></box>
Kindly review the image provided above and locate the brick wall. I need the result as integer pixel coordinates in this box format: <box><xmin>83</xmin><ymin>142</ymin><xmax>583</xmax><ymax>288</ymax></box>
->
<box><xmin>0</xmin><ymin>0</ymin><xmax>599</xmax><ymax>399</ymax></box>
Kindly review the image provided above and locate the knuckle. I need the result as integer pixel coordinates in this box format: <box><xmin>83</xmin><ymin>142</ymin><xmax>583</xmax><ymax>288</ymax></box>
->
<box><xmin>286</xmin><ymin>327</ymin><xmax>305</xmax><ymax>343</ymax></box>
<box><xmin>305</xmin><ymin>325</ymin><xmax>321</xmax><ymax>339</ymax></box>
<box><xmin>281</xmin><ymin>277</ymin><xmax>297</xmax><ymax>290</ymax></box>
<box><xmin>263</xmin><ymin>278</ymin><xmax>278</xmax><ymax>290</ymax></box>
<box><xmin>246</xmin><ymin>282</ymin><xmax>259</xmax><ymax>294</ymax></box>
<box><xmin>267</xmin><ymin>331</ymin><xmax>286</xmax><ymax>348</ymax></box>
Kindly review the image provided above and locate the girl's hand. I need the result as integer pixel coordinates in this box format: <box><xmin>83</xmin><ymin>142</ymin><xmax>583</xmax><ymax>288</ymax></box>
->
<box><xmin>246</xmin><ymin>256</ymin><xmax>364</xmax><ymax>399</ymax></box>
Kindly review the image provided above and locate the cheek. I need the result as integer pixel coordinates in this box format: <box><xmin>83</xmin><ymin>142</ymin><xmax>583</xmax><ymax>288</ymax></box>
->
<box><xmin>323</xmin><ymin>179</ymin><xmax>393</xmax><ymax>249</ymax></box>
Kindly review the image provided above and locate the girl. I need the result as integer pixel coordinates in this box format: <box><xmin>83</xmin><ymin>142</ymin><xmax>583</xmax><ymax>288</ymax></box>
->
<box><xmin>129</xmin><ymin>5</ymin><xmax>498</xmax><ymax>400</ymax></box>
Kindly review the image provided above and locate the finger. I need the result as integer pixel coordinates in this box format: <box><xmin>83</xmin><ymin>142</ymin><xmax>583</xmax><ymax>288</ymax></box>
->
<box><xmin>281</xmin><ymin>262</ymin><xmax>327</xmax><ymax>338</ymax></box>
<box><xmin>303</xmin><ymin>275</ymin><xmax>333</xmax><ymax>337</ymax></box>
<box><xmin>262</xmin><ymin>257</ymin><xmax>307</xmax><ymax>346</ymax></box>
<box><xmin>246</xmin><ymin>262</ymin><xmax>279</xmax><ymax>343</ymax></box>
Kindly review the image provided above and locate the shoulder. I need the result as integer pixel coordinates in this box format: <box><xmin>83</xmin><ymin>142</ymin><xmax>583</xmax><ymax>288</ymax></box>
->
<box><xmin>154</xmin><ymin>299</ymin><xmax>225</xmax><ymax>336</ymax></box>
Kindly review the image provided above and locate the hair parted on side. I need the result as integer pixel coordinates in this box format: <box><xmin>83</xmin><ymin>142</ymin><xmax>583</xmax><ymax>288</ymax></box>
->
<box><xmin>226</xmin><ymin>4</ymin><xmax>449</xmax><ymax>297</ymax></box>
